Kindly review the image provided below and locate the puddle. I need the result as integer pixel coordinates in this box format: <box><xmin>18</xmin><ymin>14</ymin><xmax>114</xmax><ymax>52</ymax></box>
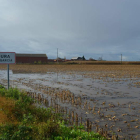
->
<box><xmin>0</xmin><ymin>69</ymin><xmax>139</xmax><ymax>139</ymax></box>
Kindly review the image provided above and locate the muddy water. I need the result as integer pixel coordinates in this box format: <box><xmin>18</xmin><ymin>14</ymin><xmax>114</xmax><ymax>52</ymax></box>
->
<box><xmin>0</xmin><ymin>70</ymin><xmax>140</xmax><ymax>139</ymax></box>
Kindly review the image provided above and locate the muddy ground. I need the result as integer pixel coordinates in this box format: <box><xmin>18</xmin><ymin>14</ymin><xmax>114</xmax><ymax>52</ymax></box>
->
<box><xmin>0</xmin><ymin>65</ymin><xmax>140</xmax><ymax>139</ymax></box>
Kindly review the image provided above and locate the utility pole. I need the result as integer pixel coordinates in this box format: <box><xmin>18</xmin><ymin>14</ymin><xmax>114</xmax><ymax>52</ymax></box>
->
<box><xmin>121</xmin><ymin>54</ymin><xmax>122</xmax><ymax>64</ymax></box>
<box><xmin>57</xmin><ymin>48</ymin><xmax>58</xmax><ymax>63</ymax></box>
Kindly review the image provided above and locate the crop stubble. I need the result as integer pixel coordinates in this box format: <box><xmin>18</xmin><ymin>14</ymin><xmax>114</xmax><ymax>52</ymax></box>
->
<box><xmin>0</xmin><ymin>64</ymin><xmax>140</xmax><ymax>139</ymax></box>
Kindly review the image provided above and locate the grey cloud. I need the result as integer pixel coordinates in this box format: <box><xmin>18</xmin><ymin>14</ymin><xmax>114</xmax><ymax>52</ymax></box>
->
<box><xmin>0</xmin><ymin>0</ymin><xmax>140</xmax><ymax>60</ymax></box>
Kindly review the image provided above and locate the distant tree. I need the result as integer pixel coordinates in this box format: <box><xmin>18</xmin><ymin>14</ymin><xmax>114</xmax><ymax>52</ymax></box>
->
<box><xmin>38</xmin><ymin>60</ymin><xmax>42</xmax><ymax>64</ymax></box>
<box><xmin>82</xmin><ymin>55</ymin><xmax>86</xmax><ymax>60</ymax></box>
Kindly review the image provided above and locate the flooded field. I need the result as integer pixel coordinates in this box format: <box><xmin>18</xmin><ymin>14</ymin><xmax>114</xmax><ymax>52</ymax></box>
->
<box><xmin>0</xmin><ymin>65</ymin><xmax>140</xmax><ymax>139</ymax></box>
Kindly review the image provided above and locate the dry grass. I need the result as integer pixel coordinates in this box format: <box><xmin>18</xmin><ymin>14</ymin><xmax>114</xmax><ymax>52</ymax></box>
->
<box><xmin>0</xmin><ymin>96</ymin><xmax>17</xmax><ymax>124</ymax></box>
<box><xmin>65</xmin><ymin>60</ymin><xmax>140</xmax><ymax>65</ymax></box>
<box><xmin>0</xmin><ymin>64</ymin><xmax>140</xmax><ymax>76</ymax></box>
<box><xmin>0</xmin><ymin>63</ymin><xmax>139</xmax><ymax>70</ymax></box>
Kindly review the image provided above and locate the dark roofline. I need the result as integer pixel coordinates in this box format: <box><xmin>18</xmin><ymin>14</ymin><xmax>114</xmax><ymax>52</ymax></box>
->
<box><xmin>16</xmin><ymin>53</ymin><xmax>47</xmax><ymax>57</ymax></box>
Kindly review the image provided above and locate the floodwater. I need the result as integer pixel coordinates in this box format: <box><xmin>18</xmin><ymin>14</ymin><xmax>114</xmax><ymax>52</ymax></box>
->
<box><xmin>0</xmin><ymin>69</ymin><xmax>140</xmax><ymax>139</ymax></box>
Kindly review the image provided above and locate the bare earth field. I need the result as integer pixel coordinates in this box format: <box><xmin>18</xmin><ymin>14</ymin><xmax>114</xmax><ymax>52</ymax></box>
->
<box><xmin>0</xmin><ymin>65</ymin><xmax>140</xmax><ymax>139</ymax></box>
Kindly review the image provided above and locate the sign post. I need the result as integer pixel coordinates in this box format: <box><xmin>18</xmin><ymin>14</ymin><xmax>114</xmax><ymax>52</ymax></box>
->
<box><xmin>0</xmin><ymin>52</ymin><xmax>16</xmax><ymax>89</ymax></box>
<box><xmin>7</xmin><ymin>64</ymin><xmax>9</xmax><ymax>89</ymax></box>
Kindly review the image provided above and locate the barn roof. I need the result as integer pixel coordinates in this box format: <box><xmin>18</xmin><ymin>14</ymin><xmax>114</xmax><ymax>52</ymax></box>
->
<box><xmin>16</xmin><ymin>53</ymin><xmax>47</xmax><ymax>57</ymax></box>
<box><xmin>71</xmin><ymin>57</ymin><xmax>82</xmax><ymax>60</ymax></box>
<box><xmin>71</xmin><ymin>57</ymin><xmax>78</xmax><ymax>59</ymax></box>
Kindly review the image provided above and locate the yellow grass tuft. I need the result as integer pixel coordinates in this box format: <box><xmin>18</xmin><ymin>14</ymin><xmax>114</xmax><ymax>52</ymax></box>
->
<box><xmin>0</xmin><ymin>96</ymin><xmax>18</xmax><ymax>124</ymax></box>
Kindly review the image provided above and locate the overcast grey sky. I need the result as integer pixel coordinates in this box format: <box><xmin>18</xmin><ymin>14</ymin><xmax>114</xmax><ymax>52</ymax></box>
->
<box><xmin>0</xmin><ymin>0</ymin><xmax>140</xmax><ymax>60</ymax></box>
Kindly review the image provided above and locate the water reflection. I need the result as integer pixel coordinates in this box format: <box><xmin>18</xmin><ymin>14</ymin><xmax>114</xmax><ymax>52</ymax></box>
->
<box><xmin>0</xmin><ymin>69</ymin><xmax>139</xmax><ymax>139</ymax></box>
<box><xmin>12</xmin><ymin>70</ymin><xmax>46</xmax><ymax>74</ymax></box>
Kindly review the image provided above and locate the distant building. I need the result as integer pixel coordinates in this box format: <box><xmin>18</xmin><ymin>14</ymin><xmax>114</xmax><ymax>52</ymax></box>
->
<box><xmin>47</xmin><ymin>59</ymin><xmax>55</xmax><ymax>62</ymax></box>
<box><xmin>54</xmin><ymin>59</ymin><xmax>65</xmax><ymax>62</ymax></box>
<box><xmin>16</xmin><ymin>53</ymin><xmax>48</xmax><ymax>64</ymax></box>
<box><xmin>71</xmin><ymin>57</ymin><xmax>83</xmax><ymax>61</ymax></box>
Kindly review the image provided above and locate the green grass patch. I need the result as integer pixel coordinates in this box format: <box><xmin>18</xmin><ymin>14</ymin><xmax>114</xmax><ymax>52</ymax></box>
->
<box><xmin>0</xmin><ymin>85</ymin><xmax>106</xmax><ymax>140</ymax></box>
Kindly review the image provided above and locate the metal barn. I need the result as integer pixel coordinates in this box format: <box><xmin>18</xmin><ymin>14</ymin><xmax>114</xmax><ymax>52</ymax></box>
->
<box><xmin>16</xmin><ymin>53</ymin><xmax>48</xmax><ymax>64</ymax></box>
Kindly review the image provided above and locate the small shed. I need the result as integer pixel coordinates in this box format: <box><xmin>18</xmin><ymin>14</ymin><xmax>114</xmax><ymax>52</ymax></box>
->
<box><xmin>16</xmin><ymin>53</ymin><xmax>48</xmax><ymax>64</ymax></box>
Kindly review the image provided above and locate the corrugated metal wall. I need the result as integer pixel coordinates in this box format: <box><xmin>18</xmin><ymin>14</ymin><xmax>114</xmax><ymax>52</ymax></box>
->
<box><xmin>16</xmin><ymin>57</ymin><xmax>48</xmax><ymax>64</ymax></box>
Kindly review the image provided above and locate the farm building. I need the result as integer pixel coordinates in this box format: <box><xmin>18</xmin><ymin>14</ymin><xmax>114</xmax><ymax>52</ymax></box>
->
<box><xmin>71</xmin><ymin>57</ymin><xmax>83</xmax><ymax>61</ymax></box>
<box><xmin>16</xmin><ymin>53</ymin><xmax>48</xmax><ymax>64</ymax></box>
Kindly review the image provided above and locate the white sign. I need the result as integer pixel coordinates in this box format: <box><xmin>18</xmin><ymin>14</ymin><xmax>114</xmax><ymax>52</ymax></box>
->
<box><xmin>0</xmin><ymin>52</ymin><xmax>16</xmax><ymax>64</ymax></box>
